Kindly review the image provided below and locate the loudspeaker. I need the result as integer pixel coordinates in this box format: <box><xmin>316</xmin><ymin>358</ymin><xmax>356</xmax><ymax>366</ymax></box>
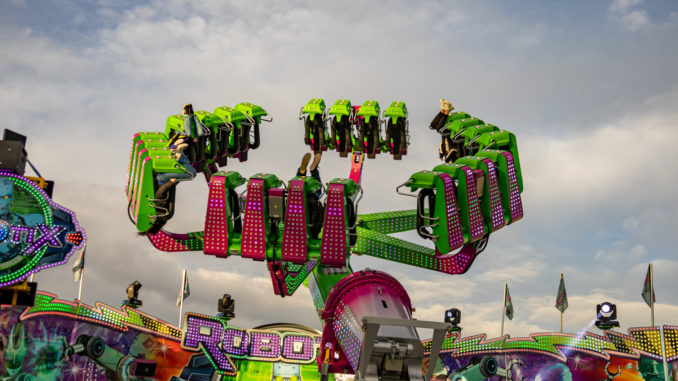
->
<box><xmin>0</xmin><ymin>141</ymin><xmax>27</xmax><ymax>175</ymax></box>
<box><xmin>2</xmin><ymin>129</ymin><xmax>27</xmax><ymax>146</ymax></box>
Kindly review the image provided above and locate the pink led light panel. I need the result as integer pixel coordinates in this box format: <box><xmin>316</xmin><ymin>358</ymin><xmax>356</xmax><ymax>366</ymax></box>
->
<box><xmin>204</xmin><ymin>176</ymin><xmax>229</xmax><ymax>257</ymax></box>
<box><xmin>281</xmin><ymin>180</ymin><xmax>308</xmax><ymax>263</ymax></box>
<box><xmin>241</xmin><ymin>179</ymin><xmax>267</xmax><ymax>261</ymax></box>
<box><xmin>320</xmin><ymin>183</ymin><xmax>347</xmax><ymax>267</ymax></box>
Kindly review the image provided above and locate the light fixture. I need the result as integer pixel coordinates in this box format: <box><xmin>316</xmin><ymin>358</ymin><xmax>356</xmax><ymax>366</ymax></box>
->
<box><xmin>123</xmin><ymin>281</ymin><xmax>143</xmax><ymax>308</ymax></box>
<box><xmin>595</xmin><ymin>302</ymin><xmax>619</xmax><ymax>330</ymax></box>
<box><xmin>444</xmin><ymin>308</ymin><xmax>462</xmax><ymax>332</ymax></box>
<box><xmin>218</xmin><ymin>294</ymin><xmax>235</xmax><ymax>319</ymax></box>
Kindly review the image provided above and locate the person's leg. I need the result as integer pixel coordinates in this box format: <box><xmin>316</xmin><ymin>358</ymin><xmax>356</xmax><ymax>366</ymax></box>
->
<box><xmin>297</xmin><ymin>152</ymin><xmax>312</xmax><ymax>177</ymax></box>
<box><xmin>177</xmin><ymin>154</ymin><xmax>197</xmax><ymax>180</ymax></box>
<box><xmin>155</xmin><ymin>178</ymin><xmax>176</xmax><ymax>199</ymax></box>
<box><xmin>309</xmin><ymin>153</ymin><xmax>322</xmax><ymax>198</ymax></box>
<box><xmin>156</xmin><ymin>173</ymin><xmax>173</xmax><ymax>185</ymax></box>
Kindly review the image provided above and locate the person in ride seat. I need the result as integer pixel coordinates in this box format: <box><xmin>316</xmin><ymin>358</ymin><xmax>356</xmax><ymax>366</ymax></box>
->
<box><xmin>182</xmin><ymin>104</ymin><xmax>206</xmax><ymax>141</ymax></box>
<box><xmin>139</xmin><ymin>139</ymin><xmax>197</xmax><ymax>236</ymax></box>
<box><xmin>297</xmin><ymin>152</ymin><xmax>324</xmax><ymax>239</ymax></box>
<box><xmin>429</xmin><ymin>99</ymin><xmax>457</xmax><ymax>163</ymax></box>
<box><xmin>182</xmin><ymin>103</ymin><xmax>209</xmax><ymax>161</ymax></box>
<box><xmin>155</xmin><ymin>138</ymin><xmax>197</xmax><ymax>200</ymax></box>
<box><xmin>297</xmin><ymin>152</ymin><xmax>322</xmax><ymax>197</ymax></box>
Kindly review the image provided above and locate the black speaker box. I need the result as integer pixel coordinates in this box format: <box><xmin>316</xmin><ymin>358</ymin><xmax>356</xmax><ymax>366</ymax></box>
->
<box><xmin>0</xmin><ymin>141</ymin><xmax>27</xmax><ymax>175</ymax></box>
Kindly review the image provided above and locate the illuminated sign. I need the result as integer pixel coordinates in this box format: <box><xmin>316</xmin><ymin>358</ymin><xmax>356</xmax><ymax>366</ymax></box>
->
<box><xmin>181</xmin><ymin>313</ymin><xmax>320</xmax><ymax>375</ymax></box>
<box><xmin>0</xmin><ymin>171</ymin><xmax>85</xmax><ymax>287</ymax></box>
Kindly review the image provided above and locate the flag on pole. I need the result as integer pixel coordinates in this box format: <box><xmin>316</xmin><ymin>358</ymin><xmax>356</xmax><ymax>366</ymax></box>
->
<box><xmin>176</xmin><ymin>271</ymin><xmax>190</xmax><ymax>306</ymax></box>
<box><xmin>504</xmin><ymin>285</ymin><xmax>514</xmax><ymax>320</ymax></box>
<box><xmin>642</xmin><ymin>264</ymin><xmax>655</xmax><ymax>307</ymax></box>
<box><xmin>555</xmin><ymin>273</ymin><xmax>568</xmax><ymax>313</ymax></box>
<box><xmin>72</xmin><ymin>247</ymin><xmax>85</xmax><ymax>282</ymax></box>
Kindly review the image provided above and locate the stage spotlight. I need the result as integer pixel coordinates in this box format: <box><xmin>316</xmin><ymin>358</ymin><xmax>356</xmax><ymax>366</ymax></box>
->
<box><xmin>444</xmin><ymin>308</ymin><xmax>462</xmax><ymax>332</ymax></box>
<box><xmin>122</xmin><ymin>281</ymin><xmax>143</xmax><ymax>308</ymax></box>
<box><xmin>595</xmin><ymin>302</ymin><xmax>619</xmax><ymax>330</ymax></box>
<box><xmin>217</xmin><ymin>294</ymin><xmax>235</xmax><ymax>319</ymax></box>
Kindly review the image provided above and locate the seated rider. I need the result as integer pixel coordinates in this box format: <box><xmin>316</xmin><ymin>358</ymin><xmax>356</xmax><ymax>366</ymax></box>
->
<box><xmin>155</xmin><ymin>138</ymin><xmax>197</xmax><ymax>200</ymax></box>
<box><xmin>297</xmin><ymin>152</ymin><xmax>324</xmax><ymax>239</ymax></box>
<box><xmin>139</xmin><ymin>139</ymin><xmax>197</xmax><ymax>236</ymax></box>
<box><xmin>182</xmin><ymin>103</ymin><xmax>209</xmax><ymax>161</ymax></box>
<box><xmin>429</xmin><ymin>99</ymin><xmax>457</xmax><ymax>163</ymax></box>
<box><xmin>297</xmin><ymin>152</ymin><xmax>322</xmax><ymax>197</ymax></box>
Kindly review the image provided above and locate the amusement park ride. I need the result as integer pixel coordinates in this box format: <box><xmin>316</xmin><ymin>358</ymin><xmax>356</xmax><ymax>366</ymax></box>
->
<box><xmin>124</xmin><ymin>98</ymin><xmax>524</xmax><ymax>380</ymax></box>
<box><xmin>0</xmin><ymin>101</ymin><xmax>674</xmax><ymax>381</ymax></box>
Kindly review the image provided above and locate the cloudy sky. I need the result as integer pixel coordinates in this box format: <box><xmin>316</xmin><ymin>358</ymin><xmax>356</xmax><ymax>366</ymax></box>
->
<box><xmin>2</xmin><ymin>0</ymin><xmax>677</xmax><ymax>339</ymax></box>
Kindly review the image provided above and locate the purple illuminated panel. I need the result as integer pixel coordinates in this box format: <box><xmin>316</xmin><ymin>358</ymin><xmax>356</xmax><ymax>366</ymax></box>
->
<box><xmin>501</xmin><ymin>152</ymin><xmax>524</xmax><ymax>222</ymax></box>
<box><xmin>204</xmin><ymin>176</ymin><xmax>229</xmax><ymax>257</ymax></box>
<box><xmin>241</xmin><ymin>178</ymin><xmax>266</xmax><ymax>261</ymax></box>
<box><xmin>481</xmin><ymin>159</ymin><xmax>505</xmax><ymax>231</ymax></box>
<box><xmin>333</xmin><ymin>306</ymin><xmax>362</xmax><ymax>371</ymax></box>
<box><xmin>460</xmin><ymin>166</ymin><xmax>484</xmax><ymax>241</ymax></box>
<box><xmin>249</xmin><ymin>331</ymin><xmax>281</xmax><ymax>359</ymax></box>
<box><xmin>438</xmin><ymin>173</ymin><xmax>463</xmax><ymax>251</ymax></box>
<box><xmin>183</xmin><ymin>315</ymin><xmax>236</xmax><ymax>373</ymax></box>
<box><xmin>320</xmin><ymin>183</ymin><xmax>347</xmax><ymax>267</ymax></box>
<box><xmin>281</xmin><ymin>180</ymin><xmax>307</xmax><ymax>263</ymax></box>
<box><xmin>22</xmin><ymin>226</ymin><xmax>64</xmax><ymax>255</ymax></box>
<box><xmin>282</xmin><ymin>335</ymin><xmax>315</xmax><ymax>362</ymax></box>
<box><xmin>222</xmin><ymin>328</ymin><xmax>250</xmax><ymax>357</ymax></box>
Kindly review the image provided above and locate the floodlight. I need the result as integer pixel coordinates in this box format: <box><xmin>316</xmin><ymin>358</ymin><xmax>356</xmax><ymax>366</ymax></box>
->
<box><xmin>444</xmin><ymin>308</ymin><xmax>462</xmax><ymax>332</ymax></box>
<box><xmin>217</xmin><ymin>294</ymin><xmax>235</xmax><ymax>319</ymax></box>
<box><xmin>595</xmin><ymin>302</ymin><xmax>619</xmax><ymax>330</ymax></box>
<box><xmin>122</xmin><ymin>281</ymin><xmax>143</xmax><ymax>308</ymax></box>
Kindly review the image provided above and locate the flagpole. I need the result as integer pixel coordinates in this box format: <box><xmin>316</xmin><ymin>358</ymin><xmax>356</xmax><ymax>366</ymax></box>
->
<box><xmin>501</xmin><ymin>283</ymin><xmax>506</xmax><ymax>337</ymax></box>
<box><xmin>650</xmin><ymin>263</ymin><xmax>655</xmax><ymax>327</ymax></box>
<box><xmin>559</xmin><ymin>273</ymin><xmax>564</xmax><ymax>333</ymax></box>
<box><xmin>77</xmin><ymin>265</ymin><xmax>85</xmax><ymax>314</ymax></box>
<box><xmin>178</xmin><ymin>269</ymin><xmax>186</xmax><ymax>328</ymax></box>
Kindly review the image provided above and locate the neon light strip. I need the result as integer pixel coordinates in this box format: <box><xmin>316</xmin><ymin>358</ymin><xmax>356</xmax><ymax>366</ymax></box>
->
<box><xmin>422</xmin><ymin>327</ymin><xmax>667</xmax><ymax>362</ymax></box>
<box><xmin>126</xmin><ymin>136</ymin><xmax>142</xmax><ymax>199</ymax></box>
<box><xmin>20</xmin><ymin>291</ymin><xmax>181</xmax><ymax>341</ymax></box>
<box><xmin>133</xmin><ymin>155</ymin><xmax>150</xmax><ymax>221</ymax></box>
